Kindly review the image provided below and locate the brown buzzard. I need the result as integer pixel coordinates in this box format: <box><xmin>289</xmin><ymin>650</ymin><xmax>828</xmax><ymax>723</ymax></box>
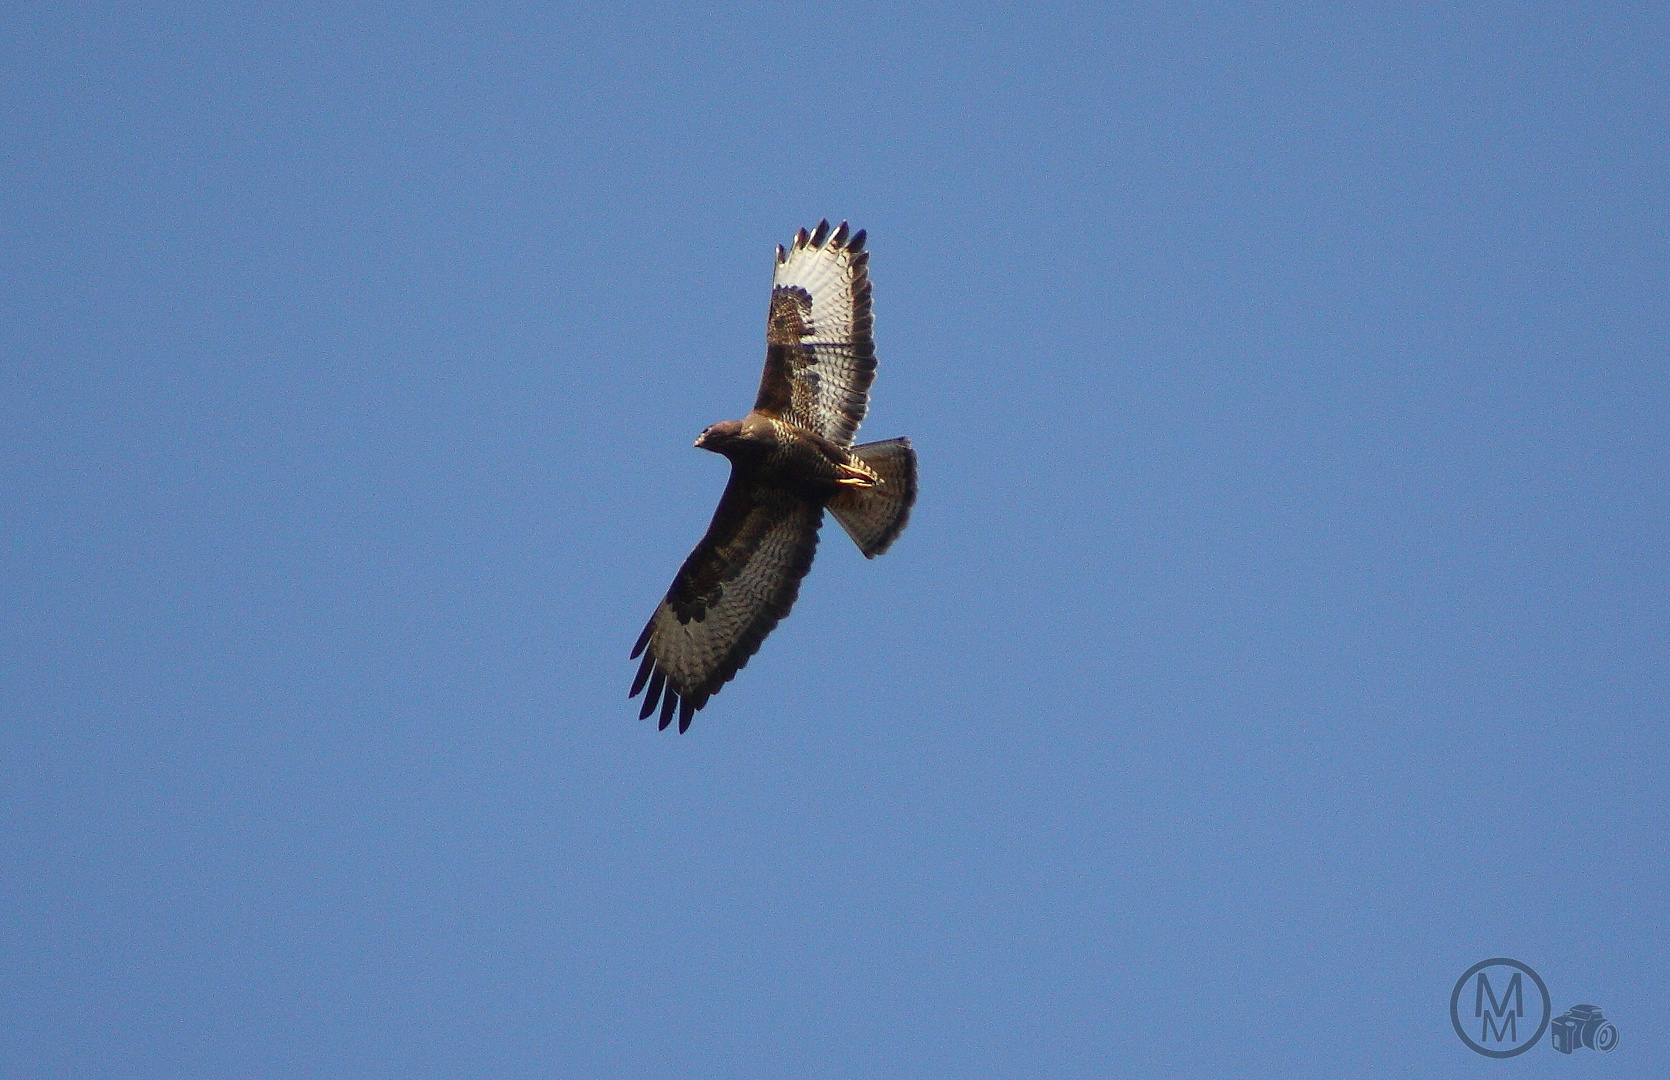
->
<box><xmin>630</xmin><ymin>220</ymin><xmax>917</xmax><ymax>732</ymax></box>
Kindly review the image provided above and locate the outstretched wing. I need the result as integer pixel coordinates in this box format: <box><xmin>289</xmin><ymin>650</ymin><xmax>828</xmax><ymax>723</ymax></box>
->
<box><xmin>754</xmin><ymin>219</ymin><xmax>875</xmax><ymax>448</ymax></box>
<box><xmin>630</xmin><ymin>473</ymin><xmax>824</xmax><ymax>732</ymax></box>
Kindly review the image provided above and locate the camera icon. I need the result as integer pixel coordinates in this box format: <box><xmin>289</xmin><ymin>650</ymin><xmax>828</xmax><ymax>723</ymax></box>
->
<box><xmin>1550</xmin><ymin>1004</ymin><xmax>1619</xmax><ymax>1054</ymax></box>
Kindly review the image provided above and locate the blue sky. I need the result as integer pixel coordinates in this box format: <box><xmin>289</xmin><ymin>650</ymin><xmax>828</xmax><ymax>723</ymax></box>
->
<box><xmin>3</xmin><ymin>3</ymin><xmax>1665</xmax><ymax>1077</ymax></box>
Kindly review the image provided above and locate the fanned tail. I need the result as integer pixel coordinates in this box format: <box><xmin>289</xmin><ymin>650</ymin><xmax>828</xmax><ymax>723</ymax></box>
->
<box><xmin>827</xmin><ymin>437</ymin><xmax>917</xmax><ymax>558</ymax></box>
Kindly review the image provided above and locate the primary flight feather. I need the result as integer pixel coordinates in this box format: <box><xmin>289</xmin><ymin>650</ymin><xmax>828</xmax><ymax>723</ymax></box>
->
<box><xmin>630</xmin><ymin>221</ymin><xmax>917</xmax><ymax>732</ymax></box>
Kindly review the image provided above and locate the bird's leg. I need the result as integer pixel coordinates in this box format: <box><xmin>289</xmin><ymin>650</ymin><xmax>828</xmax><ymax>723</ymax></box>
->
<box><xmin>835</xmin><ymin>461</ymin><xmax>880</xmax><ymax>487</ymax></box>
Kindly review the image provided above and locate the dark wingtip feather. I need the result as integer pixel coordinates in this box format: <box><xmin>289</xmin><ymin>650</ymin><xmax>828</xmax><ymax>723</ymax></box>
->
<box><xmin>847</xmin><ymin>229</ymin><xmax>866</xmax><ymax>253</ymax></box>
<box><xmin>630</xmin><ymin>650</ymin><xmax>655</xmax><ymax>697</ymax></box>
<box><xmin>810</xmin><ymin>219</ymin><xmax>830</xmax><ymax>247</ymax></box>
<box><xmin>638</xmin><ymin>669</ymin><xmax>665</xmax><ymax>720</ymax></box>
<box><xmin>830</xmin><ymin>220</ymin><xmax>849</xmax><ymax>247</ymax></box>
<box><xmin>678</xmin><ymin>695</ymin><xmax>696</xmax><ymax>733</ymax></box>
<box><xmin>659</xmin><ymin>687</ymin><xmax>678</xmax><ymax>730</ymax></box>
<box><xmin>630</xmin><ymin>620</ymin><xmax>653</xmax><ymax>660</ymax></box>
<box><xmin>776</xmin><ymin>244</ymin><xmax>786</xmax><ymax>264</ymax></box>
<box><xmin>794</xmin><ymin>227</ymin><xmax>809</xmax><ymax>249</ymax></box>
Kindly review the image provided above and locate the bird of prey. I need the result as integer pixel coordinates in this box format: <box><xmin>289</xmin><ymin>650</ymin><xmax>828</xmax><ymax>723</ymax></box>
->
<box><xmin>630</xmin><ymin>220</ymin><xmax>917</xmax><ymax>732</ymax></box>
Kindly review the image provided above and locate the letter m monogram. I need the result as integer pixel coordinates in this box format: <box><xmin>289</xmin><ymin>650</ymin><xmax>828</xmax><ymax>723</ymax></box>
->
<box><xmin>1475</xmin><ymin>972</ymin><xmax>1523</xmax><ymax>1043</ymax></box>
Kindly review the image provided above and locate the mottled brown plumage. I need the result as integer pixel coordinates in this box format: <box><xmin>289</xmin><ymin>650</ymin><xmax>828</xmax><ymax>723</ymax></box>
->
<box><xmin>630</xmin><ymin>221</ymin><xmax>917</xmax><ymax>732</ymax></box>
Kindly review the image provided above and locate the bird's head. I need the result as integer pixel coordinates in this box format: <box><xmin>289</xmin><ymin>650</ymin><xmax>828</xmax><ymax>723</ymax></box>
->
<box><xmin>694</xmin><ymin>419</ymin><xmax>745</xmax><ymax>454</ymax></box>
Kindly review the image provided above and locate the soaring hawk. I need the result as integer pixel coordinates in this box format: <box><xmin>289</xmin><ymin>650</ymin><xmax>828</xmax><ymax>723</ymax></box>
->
<box><xmin>630</xmin><ymin>220</ymin><xmax>917</xmax><ymax>732</ymax></box>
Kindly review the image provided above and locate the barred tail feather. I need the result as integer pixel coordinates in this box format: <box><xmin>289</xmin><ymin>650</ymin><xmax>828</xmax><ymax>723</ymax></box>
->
<box><xmin>828</xmin><ymin>437</ymin><xmax>917</xmax><ymax>558</ymax></box>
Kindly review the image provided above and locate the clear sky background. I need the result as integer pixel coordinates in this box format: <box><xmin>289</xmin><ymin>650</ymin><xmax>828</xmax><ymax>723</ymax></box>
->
<box><xmin>3</xmin><ymin>4</ymin><xmax>1666</xmax><ymax>1077</ymax></box>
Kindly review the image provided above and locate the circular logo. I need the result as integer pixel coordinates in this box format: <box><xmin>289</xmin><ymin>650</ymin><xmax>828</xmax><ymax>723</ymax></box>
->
<box><xmin>1451</xmin><ymin>958</ymin><xmax>1551</xmax><ymax>1058</ymax></box>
